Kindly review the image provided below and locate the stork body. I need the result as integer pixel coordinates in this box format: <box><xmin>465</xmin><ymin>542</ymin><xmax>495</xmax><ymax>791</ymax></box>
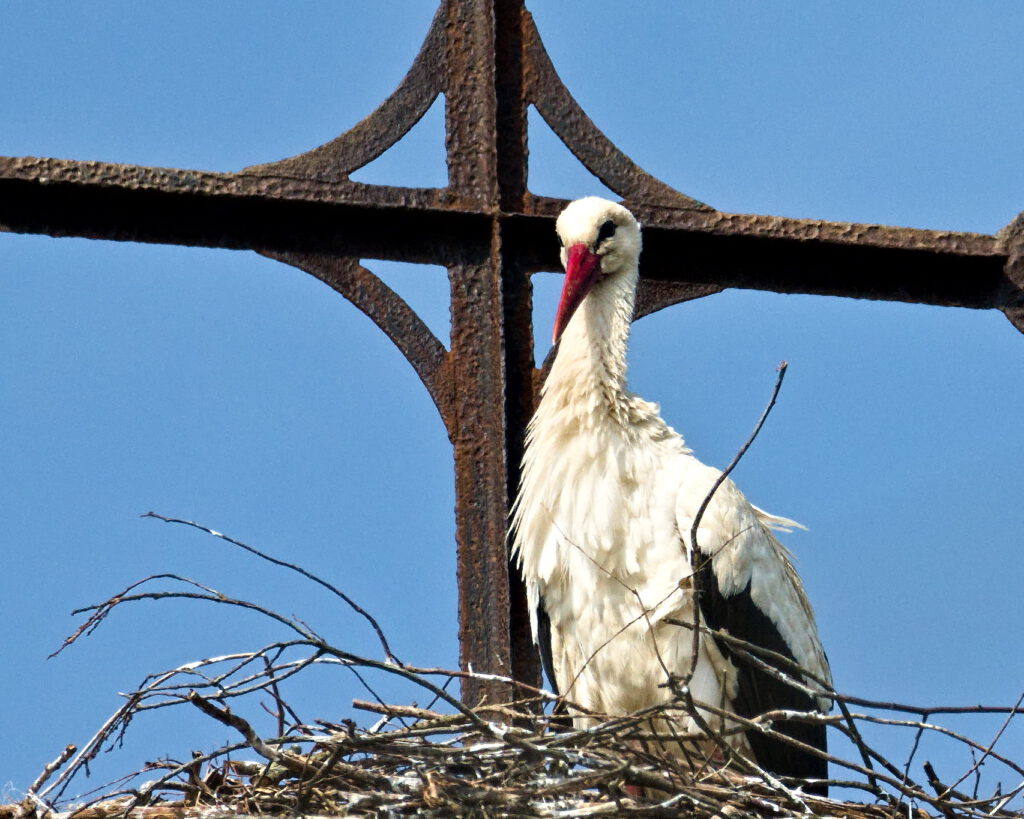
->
<box><xmin>512</xmin><ymin>197</ymin><xmax>831</xmax><ymax>792</ymax></box>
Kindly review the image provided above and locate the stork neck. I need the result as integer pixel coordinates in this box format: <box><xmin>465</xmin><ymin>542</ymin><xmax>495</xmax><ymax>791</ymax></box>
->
<box><xmin>546</xmin><ymin>271</ymin><xmax>637</xmax><ymax>408</ymax></box>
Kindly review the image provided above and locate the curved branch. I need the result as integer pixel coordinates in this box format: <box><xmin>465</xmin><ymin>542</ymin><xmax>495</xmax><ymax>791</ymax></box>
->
<box><xmin>262</xmin><ymin>250</ymin><xmax>453</xmax><ymax>426</ymax></box>
<box><xmin>523</xmin><ymin>14</ymin><xmax>710</xmax><ymax>211</ymax></box>
<box><xmin>243</xmin><ymin>6</ymin><xmax>446</xmax><ymax>182</ymax></box>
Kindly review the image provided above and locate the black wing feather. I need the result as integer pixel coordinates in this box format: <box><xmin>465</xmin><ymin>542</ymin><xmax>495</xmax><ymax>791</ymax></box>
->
<box><xmin>536</xmin><ymin>596</ymin><xmax>559</xmax><ymax>696</ymax></box>
<box><xmin>537</xmin><ymin>596</ymin><xmax>575</xmax><ymax>725</ymax></box>
<box><xmin>697</xmin><ymin>559</ymin><xmax>828</xmax><ymax>796</ymax></box>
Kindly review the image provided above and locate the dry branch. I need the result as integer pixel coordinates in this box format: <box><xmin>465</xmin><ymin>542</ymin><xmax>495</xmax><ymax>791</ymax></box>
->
<box><xmin>6</xmin><ymin>518</ymin><xmax>1021</xmax><ymax>819</ymax></box>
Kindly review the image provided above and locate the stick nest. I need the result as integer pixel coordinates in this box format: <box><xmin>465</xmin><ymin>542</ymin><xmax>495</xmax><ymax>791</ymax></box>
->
<box><xmin>5</xmin><ymin>516</ymin><xmax>1021</xmax><ymax>819</ymax></box>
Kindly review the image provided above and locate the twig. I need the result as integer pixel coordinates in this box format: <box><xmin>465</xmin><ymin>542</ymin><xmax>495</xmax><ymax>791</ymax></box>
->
<box><xmin>352</xmin><ymin>700</ymin><xmax>452</xmax><ymax>722</ymax></box>
<box><xmin>142</xmin><ymin>512</ymin><xmax>401</xmax><ymax>664</ymax></box>
<box><xmin>684</xmin><ymin>361</ymin><xmax>789</xmax><ymax>688</ymax></box>
<box><xmin>946</xmin><ymin>687</ymin><xmax>1024</xmax><ymax>795</ymax></box>
<box><xmin>23</xmin><ymin>743</ymin><xmax>76</xmax><ymax>809</ymax></box>
<box><xmin>186</xmin><ymin>691</ymin><xmax>306</xmax><ymax>777</ymax></box>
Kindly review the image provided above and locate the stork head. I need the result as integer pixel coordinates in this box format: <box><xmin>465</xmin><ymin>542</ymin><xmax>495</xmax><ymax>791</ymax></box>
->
<box><xmin>553</xmin><ymin>197</ymin><xmax>642</xmax><ymax>342</ymax></box>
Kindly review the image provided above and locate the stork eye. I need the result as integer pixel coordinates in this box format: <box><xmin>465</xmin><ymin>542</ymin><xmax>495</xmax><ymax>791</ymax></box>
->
<box><xmin>596</xmin><ymin>220</ymin><xmax>617</xmax><ymax>246</ymax></box>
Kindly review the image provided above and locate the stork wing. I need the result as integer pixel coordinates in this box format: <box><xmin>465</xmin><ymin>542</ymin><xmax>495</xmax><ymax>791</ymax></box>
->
<box><xmin>676</xmin><ymin>465</ymin><xmax>831</xmax><ymax>794</ymax></box>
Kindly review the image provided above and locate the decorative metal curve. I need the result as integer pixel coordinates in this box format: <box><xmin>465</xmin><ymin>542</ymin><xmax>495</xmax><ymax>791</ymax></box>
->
<box><xmin>243</xmin><ymin>5</ymin><xmax>446</xmax><ymax>182</ymax></box>
<box><xmin>634</xmin><ymin>280</ymin><xmax>723</xmax><ymax>321</ymax></box>
<box><xmin>261</xmin><ymin>250</ymin><xmax>453</xmax><ymax>425</ymax></box>
<box><xmin>998</xmin><ymin>212</ymin><xmax>1024</xmax><ymax>334</ymax></box>
<box><xmin>1005</xmin><ymin>309</ymin><xmax>1024</xmax><ymax>334</ymax></box>
<box><xmin>522</xmin><ymin>12</ymin><xmax>709</xmax><ymax>212</ymax></box>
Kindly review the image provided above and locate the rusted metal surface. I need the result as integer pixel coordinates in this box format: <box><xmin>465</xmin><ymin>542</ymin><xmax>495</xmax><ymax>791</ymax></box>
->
<box><xmin>2</xmin><ymin>0</ymin><xmax>1022</xmax><ymax>704</ymax></box>
<box><xmin>493</xmin><ymin>0</ymin><xmax>543</xmax><ymax>693</ymax></box>
<box><xmin>0</xmin><ymin>157</ymin><xmax>1006</xmax><ymax>309</ymax></box>
<box><xmin>442</xmin><ymin>0</ymin><xmax>517</xmax><ymax>706</ymax></box>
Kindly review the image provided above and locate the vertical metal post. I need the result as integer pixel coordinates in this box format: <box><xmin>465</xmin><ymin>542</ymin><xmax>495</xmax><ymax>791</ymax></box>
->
<box><xmin>493</xmin><ymin>0</ymin><xmax>542</xmax><ymax>691</ymax></box>
<box><xmin>443</xmin><ymin>0</ymin><xmax>538</xmax><ymax>704</ymax></box>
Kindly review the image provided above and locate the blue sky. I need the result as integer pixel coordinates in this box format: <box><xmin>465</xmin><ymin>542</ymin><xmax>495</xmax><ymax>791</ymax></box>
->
<box><xmin>2</xmin><ymin>2</ymin><xmax>1022</xmax><ymax>805</ymax></box>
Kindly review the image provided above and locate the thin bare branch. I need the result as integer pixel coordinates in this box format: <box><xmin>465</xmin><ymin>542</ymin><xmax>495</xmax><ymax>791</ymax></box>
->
<box><xmin>684</xmin><ymin>362</ymin><xmax>789</xmax><ymax>688</ymax></box>
<box><xmin>142</xmin><ymin>512</ymin><xmax>401</xmax><ymax>664</ymax></box>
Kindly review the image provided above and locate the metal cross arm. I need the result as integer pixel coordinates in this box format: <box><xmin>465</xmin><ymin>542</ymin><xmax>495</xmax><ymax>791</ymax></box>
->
<box><xmin>2</xmin><ymin>0</ymin><xmax>1022</xmax><ymax>709</ymax></box>
<box><xmin>0</xmin><ymin>159</ymin><xmax>1015</xmax><ymax>320</ymax></box>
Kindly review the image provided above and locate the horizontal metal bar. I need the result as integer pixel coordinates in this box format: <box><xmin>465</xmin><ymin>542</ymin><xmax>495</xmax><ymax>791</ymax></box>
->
<box><xmin>0</xmin><ymin>161</ymin><xmax>491</xmax><ymax>264</ymax></box>
<box><xmin>509</xmin><ymin>201</ymin><xmax>1010</xmax><ymax>310</ymax></box>
<box><xmin>0</xmin><ymin>155</ymin><xmax>449</xmax><ymax>209</ymax></box>
<box><xmin>639</xmin><ymin>222</ymin><xmax>1007</xmax><ymax>310</ymax></box>
<box><xmin>0</xmin><ymin>156</ymin><xmax>1011</xmax><ymax>310</ymax></box>
<box><xmin>523</xmin><ymin>194</ymin><xmax>1000</xmax><ymax>258</ymax></box>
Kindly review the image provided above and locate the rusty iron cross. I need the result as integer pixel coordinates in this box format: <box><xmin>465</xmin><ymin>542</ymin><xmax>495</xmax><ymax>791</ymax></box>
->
<box><xmin>2</xmin><ymin>0</ymin><xmax>1022</xmax><ymax>707</ymax></box>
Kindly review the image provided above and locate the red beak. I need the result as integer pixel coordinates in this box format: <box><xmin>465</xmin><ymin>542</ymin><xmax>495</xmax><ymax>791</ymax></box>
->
<box><xmin>553</xmin><ymin>243</ymin><xmax>601</xmax><ymax>343</ymax></box>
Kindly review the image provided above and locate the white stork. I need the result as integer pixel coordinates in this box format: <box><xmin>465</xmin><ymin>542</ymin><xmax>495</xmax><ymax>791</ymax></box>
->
<box><xmin>512</xmin><ymin>196</ymin><xmax>831</xmax><ymax>793</ymax></box>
